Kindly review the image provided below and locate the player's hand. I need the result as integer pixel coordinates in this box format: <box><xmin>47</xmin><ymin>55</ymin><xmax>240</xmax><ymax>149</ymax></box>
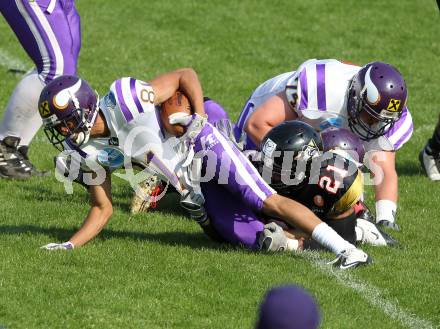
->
<box><xmin>168</xmin><ymin>112</ymin><xmax>195</xmax><ymax>126</ymax></box>
<box><xmin>258</xmin><ymin>222</ymin><xmax>288</xmax><ymax>251</ymax></box>
<box><xmin>180</xmin><ymin>189</ymin><xmax>206</xmax><ymax>221</ymax></box>
<box><xmin>213</xmin><ymin>119</ymin><xmax>245</xmax><ymax>151</ymax></box>
<box><xmin>169</xmin><ymin>113</ymin><xmax>207</xmax><ymax>139</ymax></box>
<box><xmin>40</xmin><ymin>241</ymin><xmax>74</xmax><ymax>250</ymax></box>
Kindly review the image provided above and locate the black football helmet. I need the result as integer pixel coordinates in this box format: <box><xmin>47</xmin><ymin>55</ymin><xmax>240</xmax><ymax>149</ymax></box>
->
<box><xmin>261</xmin><ymin>121</ymin><xmax>323</xmax><ymax>192</ymax></box>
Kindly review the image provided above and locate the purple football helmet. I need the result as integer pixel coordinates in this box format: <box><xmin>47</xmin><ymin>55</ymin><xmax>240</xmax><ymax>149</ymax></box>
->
<box><xmin>321</xmin><ymin>127</ymin><xmax>365</xmax><ymax>163</ymax></box>
<box><xmin>347</xmin><ymin>61</ymin><xmax>407</xmax><ymax>141</ymax></box>
<box><xmin>38</xmin><ymin>75</ymin><xmax>99</xmax><ymax>150</ymax></box>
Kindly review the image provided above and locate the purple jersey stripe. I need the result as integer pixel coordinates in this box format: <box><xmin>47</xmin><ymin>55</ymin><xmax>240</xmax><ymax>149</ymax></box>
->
<box><xmin>385</xmin><ymin>107</ymin><xmax>408</xmax><ymax>138</ymax></box>
<box><xmin>65</xmin><ymin>139</ymin><xmax>88</xmax><ymax>158</ymax></box>
<box><xmin>299</xmin><ymin>68</ymin><xmax>308</xmax><ymax>110</ymax></box>
<box><xmin>20</xmin><ymin>1</ymin><xmax>56</xmax><ymax>82</ymax></box>
<box><xmin>393</xmin><ymin>122</ymin><xmax>413</xmax><ymax>150</ymax></box>
<box><xmin>237</xmin><ymin>98</ymin><xmax>253</xmax><ymax>131</ymax></box>
<box><xmin>129</xmin><ymin>78</ymin><xmax>144</xmax><ymax>113</ymax></box>
<box><xmin>316</xmin><ymin>64</ymin><xmax>326</xmax><ymax>111</ymax></box>
<box><xmin>155</xmin><ymin>107</ymin><xmax>166</xmax><ymax>138</ymax></box>
<box><xmin>115</xmin><ymin>79</ymin><xmax>134</xmax><ymax>122</ymax></box>
<box><xmin>146</xmin><ymin>152</ymin><xmax>180</xmax><ymax>188</ymax></box>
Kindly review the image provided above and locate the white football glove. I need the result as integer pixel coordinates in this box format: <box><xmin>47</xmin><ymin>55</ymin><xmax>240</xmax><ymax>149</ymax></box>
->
<box><xmin>213</xmin><ymin>118</ymin><xmax>246</xmax><ymax>151</ymax></box>
<box><xmin>169</xmin><ymin>113</ymin><xmax>207</xmax><ymax>140</ymax></box>
<box><xmin>180</xmin><ymin>189</ymin><xmax>207</xmax><ymax>223</ymax></box>
<box><xmin>258</xmin><ymin>222</ymin><xmax>288</xmax><ymax>252</ymax></box>
<box><xmin>40</xmin><ymin>241</ymin><xmax>74</xmax><ymax>250</ymax></box>
<box><xmin>168</xmin><ymin>112</ymin><xmax>194</xmax><ymax>126</ymax></box>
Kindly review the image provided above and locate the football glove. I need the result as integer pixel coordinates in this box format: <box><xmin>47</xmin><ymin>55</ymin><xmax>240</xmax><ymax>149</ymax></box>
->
<box><xmin>180</xmin><ymin>189</ymin><xmax>207</xmax><ymax>222</ymax></box>
<box><xmin>258</xmin><ymin>222</ymin><xmax>288</xmax><ymax>252</ymax></box>
<box><xmin>213</xmin><ymin>118</ymin><xmax>245</xmax><ymax>151</ymax></box>
<box><xmin>40</xmin><ymin>241</ymin><xmax>74</xmax><ymax>250</ymax></box>
<box><xmin>169</xmin><ymin>113</ymin><xmax>207</xmax><ymax>140</ymax></box>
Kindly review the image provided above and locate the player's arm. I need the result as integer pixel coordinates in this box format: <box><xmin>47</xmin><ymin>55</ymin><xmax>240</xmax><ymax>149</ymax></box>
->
<box><xmin>369</xmin><ymin>150</ymin><xmax>399</xmax><ymax>227</ymax></box>
<box><xmin>68</xmin><ymin>172</ymin><xmax>113</xmax><ymax>247</ymax></box>
<box><xmin>149</xmin><ymin>68</ymin><xmax>205</xmax><ymax>116</ymax></box>
<box><xmin>244</xmin><ymin>92</ymin><xmax>297</xmax><ymax>147</ymax></box>
<box><xmin>262</xmin><ymin>194</ymin><xmax>365</xmax><ymax>258</ymax></box>
<box><xmin>41</xmin><ymin>172</ymin><xmax>113</xmax><ymax>250</ymax></box>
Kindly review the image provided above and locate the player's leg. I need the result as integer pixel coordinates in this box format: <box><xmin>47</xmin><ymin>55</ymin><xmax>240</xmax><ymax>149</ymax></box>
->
<box><xmin>194</xmin><ymin>123</ymin><xmax>275</xmax><ymax>212</ymax></box>
<box><xmin>420</xmin><ymin>113</ymin><xmax>440</xmax><ymax>180</ymax></box>
<box><xmin>0</xmin><ymin>0</ymin><xmax>81</xmax><ymax>178</ymax></box>
<box><xmin>194</xmin><ymin>124</ymin><xmax>370</xmax><ymax>266</ymax></box>
<box><xmin>201</xmin><ymin>181</ymin><xmax>265</xmax><ymax>249</ymax></box>
<box><xmin>0</xmin><ymin>70</ymin><xmax>46</xmax><ymax>178</ymax></box>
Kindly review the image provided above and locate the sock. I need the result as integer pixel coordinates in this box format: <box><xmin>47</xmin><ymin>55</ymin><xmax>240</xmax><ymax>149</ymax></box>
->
<box><xmin>311</xmin><ymin>222</ymin><xmax>354</xmax><ymax>255</ymax></box>
<box><xmin>375</xmin><ymin>199</ymin><xmax>397</xmax><ymax>223</ymax></box>
<box><xmin>0</xmin><ymin>70</ymin><xmax>45</xmax><ymax>145</ymax></box>
<box><xmin>427</xmin><ymin>128</ymin><xmax>440</xmax><ymax>155</ymax></box>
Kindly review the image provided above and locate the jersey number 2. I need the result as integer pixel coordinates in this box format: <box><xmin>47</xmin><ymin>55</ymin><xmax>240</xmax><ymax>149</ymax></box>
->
<box><xmin>318</xmin><ymin>165</ymin><xmax>347</xmax><ymax>194</ymax></box>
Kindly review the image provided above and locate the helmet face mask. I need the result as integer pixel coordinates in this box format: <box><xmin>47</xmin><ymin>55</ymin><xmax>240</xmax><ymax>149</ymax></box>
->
<box><xmin>39</xmin><ymin>75</ymin><xmax>99</xmax><ymax>151</ymax></box>
<box><xmin>43</xmin><ymin>107</ymin><xmax>94</xmax><ymax>151</ymax></box>
<box><xmin>347</xmin><ymin>62</ymin><xmax>407</xmax><ymax>141</ymax></box>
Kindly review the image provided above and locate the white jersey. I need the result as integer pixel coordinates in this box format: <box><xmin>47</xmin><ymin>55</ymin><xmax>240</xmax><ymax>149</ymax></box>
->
<box><xmin>237</xmin><ymin>59</ymin><xmax>413</xmax><ymax>152</ymax></box>
<box><xmin>64</xmin><ymin>77</ymin><xmax>187</xmax><ymax>192</ymax></box>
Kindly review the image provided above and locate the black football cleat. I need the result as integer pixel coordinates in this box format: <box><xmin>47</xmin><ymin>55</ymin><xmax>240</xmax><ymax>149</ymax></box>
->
<box><xmin>0</xmin><ymin>136</ymin><xmax>48</xmax><ymax>179</ymax></box>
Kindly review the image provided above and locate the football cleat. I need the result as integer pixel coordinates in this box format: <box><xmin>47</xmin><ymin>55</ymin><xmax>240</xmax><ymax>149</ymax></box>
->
<box><xmin>130</xmin><ymin>173</ymin><xmax>165</xmax><ymax>214</ymax></box>
<box><xmin>329</xmin><ymin>247</ymin><xmax>372</xmax><ymax>269</ymax></box>
<box><xmin>419</xmin><ymin>143</ymin><xmax>440</xmax><ymax>181</ymax></box>
<box><xmin>355</xmin><ymin>218</ymin><xmax>399</xmax><ymax>246</ymax></box>
<box><xmin>0</xmin><ymin>136</ymin><xmax>47</xmax><ymax>179</ymax></box>
<box><xmin>377</xmin><ymin>219</ymin><xmax>400</xmax><ymax>231</ymax></box>
<box><xmin>17</xmin><ymin>145</ymin><xmax>50</xmax><ymax>177</ymax></box>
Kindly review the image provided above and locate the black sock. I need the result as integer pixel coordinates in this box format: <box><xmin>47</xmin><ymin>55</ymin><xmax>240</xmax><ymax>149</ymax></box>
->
<box><xmin>427</xmin><ymin>129</ymin><xmax>440</xmax><ymax>155</ymax></box>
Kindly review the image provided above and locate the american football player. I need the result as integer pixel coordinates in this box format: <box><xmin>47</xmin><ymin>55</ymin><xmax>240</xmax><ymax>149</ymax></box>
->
<box><xmin>420</xmin><ymin>115</ymin><xmax>440</xmax><ymax>180</ymax></box>
<box><xmin>37</xmin><ymin>71</ymin><xmax>370</xmax><ymax>269</ymax></box>
<box><xmin>258</xmin><ymin>121</ymin><xmax>397</xmax><ymax>247</ymax></box>
<box><xmin>0</xmin><ymin>0</ymin><xmax>81</xmax><ymax>178</ymax></box>
<box><xmin>235</xmin><ymin>59</ymin><xmax>413</xmax><ymax>231</ymax></box>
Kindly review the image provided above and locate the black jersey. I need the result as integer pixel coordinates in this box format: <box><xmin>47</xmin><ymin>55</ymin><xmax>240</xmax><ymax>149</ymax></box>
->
<box><xmin>280</xmin><ymin>152</ymin><xmax>363</xmax><ymax>221</ymax></box>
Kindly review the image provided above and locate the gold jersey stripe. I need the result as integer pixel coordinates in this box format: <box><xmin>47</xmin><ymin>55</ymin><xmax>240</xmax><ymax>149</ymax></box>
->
<box><xmin>331</xmin><ymin>170</ymin><xmax>363</xmax><ymax>215</ymax></box>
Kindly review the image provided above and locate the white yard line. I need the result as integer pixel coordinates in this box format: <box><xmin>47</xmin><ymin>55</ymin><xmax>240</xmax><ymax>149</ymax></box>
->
<box><xmin>301</xmin><ymin>252</ymin><xmax>436</xmax><ymax>329</ymax></box>
<box><xmin>0</xmin><ymin>49</ymin><xmax>29</xmax><ymax>71</ymax></box>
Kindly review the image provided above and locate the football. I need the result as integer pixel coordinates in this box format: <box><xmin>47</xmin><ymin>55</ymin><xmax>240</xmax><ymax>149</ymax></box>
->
<box><xmin>160</xmin><ymin>91</ymin><xmax>192</xmax><ymax>136</ymax></box>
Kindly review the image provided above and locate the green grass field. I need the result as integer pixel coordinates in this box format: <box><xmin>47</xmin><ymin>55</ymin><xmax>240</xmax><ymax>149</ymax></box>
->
<box><xmin>1</xmin><ymin>1</ymin><xmax>440</xmax><ymax>328</ymax></box>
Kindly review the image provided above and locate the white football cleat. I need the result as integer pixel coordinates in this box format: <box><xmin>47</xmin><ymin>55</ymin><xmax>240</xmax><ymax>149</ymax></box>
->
<box><xmin>355</xmin><ymin>218</ymin><xmax>399</xmax><ymax>246</ymax></box>
<box><xmin>329</xmin><ymin>247</ymin><xmax>372</xmax><ymax>269</ymax></box>
<box><xmin>419</xmin><ymin>144</ymin><xmax>440</xmax><ymax>181</ymax></box>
